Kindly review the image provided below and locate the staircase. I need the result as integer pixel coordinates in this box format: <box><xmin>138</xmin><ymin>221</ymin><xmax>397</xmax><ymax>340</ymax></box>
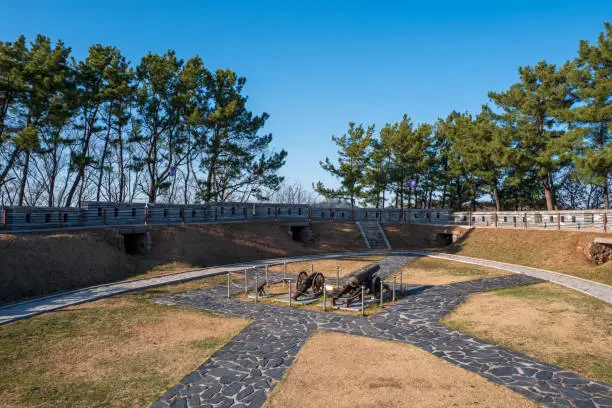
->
<box><xmin>356</xmin><ymin>221</ymin><xmax>391</xmax><ymax>249</ymax></box>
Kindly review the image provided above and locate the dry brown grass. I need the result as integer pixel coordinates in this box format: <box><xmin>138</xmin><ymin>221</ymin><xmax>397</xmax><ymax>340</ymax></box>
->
<box><xmin>445</xmin><ymin>229</ymin><xmax>612</xmax><ymax>284</ymax></box>
<box><xmin>265</xmin><ymin>331</ymin><xmax>538</xmax><ymax>408</ymax></box>
<box><xmin>384</xmin><ymin>225</ymin><xmax>611</xmax><ymax>284</ymax></box>
<box><xmin>0</xmin><ymin>275</ymin><xmax>250</xmax><ymax>408</ymax></box>
<box><xmin>268</xmin><ymin>255</ymin><xmax>383</xmax><ymax>278</ymax></box>
<box><xmin>442</xmin><ymin>282</ymin><xmax>612</xmax><ymax>383</ymax></box>
<box><xmin>399</xmin><ymin>257</ymin><xmax>511</xmax><ymax>285</ymax></box>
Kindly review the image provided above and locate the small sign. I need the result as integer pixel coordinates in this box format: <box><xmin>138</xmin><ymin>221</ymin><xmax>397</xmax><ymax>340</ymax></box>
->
<box><xmin>408</xmin><ymin>179</ymin><xmax>416</xmax><ymax>189</ymax></box>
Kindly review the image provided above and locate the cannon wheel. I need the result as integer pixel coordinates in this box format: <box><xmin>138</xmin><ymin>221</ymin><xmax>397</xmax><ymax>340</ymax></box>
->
<box><xmin>372</xmin><ymin>276</ymin><xmax>382</xmax><ymax>296</ymax></box>
<box><xmin>311</xmin><ymin>272</ymin><xmax>325</xmax><ymax>296</ymax></box>
<box><xmin>296</xmin><ymin>271</ymin><xmax>308</xmax><ymax>289</ymax></box>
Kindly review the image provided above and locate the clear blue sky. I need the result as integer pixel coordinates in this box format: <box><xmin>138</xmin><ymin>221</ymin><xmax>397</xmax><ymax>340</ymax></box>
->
<box><xmin>1</xmin><ymin>1</ymin><xmax>609</xmax><ymax>191</ymax></box>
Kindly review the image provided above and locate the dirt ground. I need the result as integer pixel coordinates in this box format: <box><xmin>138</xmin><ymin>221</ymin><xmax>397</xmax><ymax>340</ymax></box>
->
<box><xmin>308</xmin><ymin>221</ymin><xmax>366</xmax><ymax>251</ymax></box>
<box><xmin>0</xmin><ymin>274</ymin><xmax>250</xmax><ymax>408</ymax></box>
<box><xmin>268</xmin><ymin>255</ymin><xmax>383</xmax><ymax>278</ymax></box>
<box><xmin>400</xmin><ymin>257</ymin><xmax>511</xmax><ymax>285</ymax></box>
<box><xmin>0</xmin><ymin>222</ymin><xmax>368</xmax><ymax>303</ymax></box>
<box><xmin>265</xmin><ymin>331</ymin><xmax>537</xmax><ymax>408</ymax></box>
<box><xmin>384</xmin><ymin>223</ymin><xmax>467</xmax><ymax>249</ymax></box>
<box><xmin>442</xmin><ymin>282</ymin><xmax>612</xmax><ymax>383</ymax></box>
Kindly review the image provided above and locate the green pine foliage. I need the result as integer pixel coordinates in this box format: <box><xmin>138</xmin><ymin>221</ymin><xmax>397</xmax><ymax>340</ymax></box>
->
<box><xmin>0</xmin><ymin>36</ymin><xmax>286</xmax><ymax>205</ymax></box>
<box><xmin>318</xmin><ymin>22</ymin><xmax>610</xmax><ymax>210</ymax></box>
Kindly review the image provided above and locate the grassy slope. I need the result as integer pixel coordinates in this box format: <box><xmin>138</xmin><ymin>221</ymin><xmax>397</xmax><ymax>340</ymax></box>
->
<box><xmin>0</xmin><ymin>222</ymin><xmax>368</xmax><ymax>303</ymax></box>
<box><xmin>385</xmin><ymin>225</ymin><xmax>611</xmax><ymax>285</ymax></box>
<box><xmin>445</xmin><ymin>229</ymin><xmax>611</xmax><ymax>284</ymax></box>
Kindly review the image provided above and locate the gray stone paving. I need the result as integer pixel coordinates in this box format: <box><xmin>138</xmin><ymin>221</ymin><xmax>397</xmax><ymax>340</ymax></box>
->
<box><xmin>151</xmin><ymin>256</ymin><xmax>612</xmax><ymax>408</ymax></box>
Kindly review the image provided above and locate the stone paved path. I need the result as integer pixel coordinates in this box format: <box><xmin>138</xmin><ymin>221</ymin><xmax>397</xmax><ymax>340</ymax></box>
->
<box><xmin>151</xmin><ymin>259</ymin><xmax>612</xmax><ymax>408</ymax></box>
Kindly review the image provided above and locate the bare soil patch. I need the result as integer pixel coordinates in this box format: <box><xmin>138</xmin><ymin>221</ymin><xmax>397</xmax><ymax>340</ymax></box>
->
<box><xmin>1</xmin><ymin>222</ymin><xmax>368</xmax><ymax>303</ymax></box>
<box><xmin>308</xmin><ymin>221</ymin><xmax>367</xmax><ymax>251</ymax></box>
<box><xmin>265</xmin><ymin>331</ymin><xmax>538</xmax><ymax>408</ymax></box>
<box><xmin>384</xmin><ymin>223</ymin><xmax>467</xmax><ymax>249</ymax></box>
<box><xmin>401</xmin><ymin>257</ymin><xmax>511</xmax><ymax>285</ymax></box>
<box><xmin>0</xmin><ymin>275</ymin><xmax>249</xmax><ymax>408</ymax></box>
<box><xmin>442</xmin><ymin>282</ymin><xmax>612</xmax><ymax>383</ymax></box>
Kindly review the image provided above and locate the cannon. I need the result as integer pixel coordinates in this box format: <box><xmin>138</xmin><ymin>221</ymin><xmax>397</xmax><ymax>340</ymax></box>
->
<box><xmin>332</xmin><ymin>263</ymin><xmax>382</xmax><ymax>307</ymax></box>
<box><xmin>291</xmin><ymin>271</ymin><xmax>325</xmax><ymax>300</ymax></box>
<box><xmin>256</xmin><ymin>282</ymin><xmax>267</xmax><ymax>297</ymax></box>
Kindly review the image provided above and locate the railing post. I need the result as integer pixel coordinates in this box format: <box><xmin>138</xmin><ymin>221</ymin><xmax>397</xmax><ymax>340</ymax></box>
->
<box><xmin>603</xmin><ymin>212</ymin><xmax>607</xmax><ymax>233</ymax></box>
<box><xmin>468</xmin><ymin>211</ymin><xmax>472</xmax><ymax>227</ymax></box>
<box><xmin>557</xmin><ymin>212</ymin><xmax>561</xmax><ymax>231</ymax></box>
<box><xmin>524</xmin><ymin>212</ymin><xmax>527</xmax><ymax>230</ymax></box>
<box><xmin>361</xmin><ymin>285</ymin><xmax>365</xmax><ymax>316</ymax></box>
<box><xmin>244</xmin><ymin>206</ymin><xmax>247</xmax><ymax>221</ymax></box>
<box><xmin>181</xmin><ymin>206</ymin><xmax>185</xmax><ymax>224</ymax></box>
<box><xmin>494</xmin><ymin>212</ymin><xmax>498</xmax><ymax>228</ymax></box>
<box><xmin>329</xmin><ymin>208</ymin><xmax>332</xmax><ymax>222</ymax></box>
<box><xmin>103</xmin><ymin>208</ymin><xmax>107</xmax><ymax>225</ymax></box>
<box><xmin>227</xmin><ymin>272</ymin><xmax>231</xmax><ymax>299</ymax></box>
<box><xmin>145</xmin><ymin>206</ymin><xmax>149</xmax><ymax>225</ymax></box>
<box><xmin>58</xmin><ymin>210</ymin><xmax>62</xmax><ymax>228</ymax></box>
<box><xmin>1</xmin><ymin>207</ymin><xmax>6</xmax><ymax>229</ymax></box>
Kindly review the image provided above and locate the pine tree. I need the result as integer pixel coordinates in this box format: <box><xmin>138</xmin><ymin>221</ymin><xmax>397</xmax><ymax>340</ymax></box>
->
<box><xmin>197</xmin><ymin>68</ymin><xmax>286</xmax><ymax>202</ymax></box>
<box><xmin>314</xmin><ymin>122</ymin><xmax>374</xmax><ymax>208</ymax></box>
<box><xmin>449</xmin><ymin>107</ymin><xmax>511</xmax><ymax>210</ymax></box>
<box><xmin>489</xmin><ymin>61</ymin><xmax>575</xmax><ymax>210</ymax></box>
<box><xmin>565</xmin><ymin>22</ymin><xmax>611</xmax><ymax>209</ymax></box>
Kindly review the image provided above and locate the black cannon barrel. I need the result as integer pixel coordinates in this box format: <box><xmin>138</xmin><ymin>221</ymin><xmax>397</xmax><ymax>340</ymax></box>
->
<box><xmin>346</xmin><ymin>263</ymin><xmax>381</xmax><ymax>287</ymax></box>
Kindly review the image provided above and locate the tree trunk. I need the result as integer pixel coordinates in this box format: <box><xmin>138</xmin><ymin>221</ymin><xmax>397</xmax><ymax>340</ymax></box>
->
<box><xmin>18</xmin><ymin>150</ymin><xmax>30</xmax><ymax>206</ymax></box>
<box><xmin>65</xmin><ymin>166</ymin><xmax>84</xmax><ymax>207</ymax></box>
<box><xmin>118</xmin><ymin>127</ymin><xmax>125</xmax><ymax>202</ymax></box>
<box><xmin>399</xmin><ymin>168</ymin><xmax>404</xmax><ymax>209</ymax></box>
<box><xmin>603</xmin><ymin>176</ymin><xmax>610</xmax><ymax>210</ymax></box>
<box><xmin>492</xmin><ymin>186</ymin><xmax>501</xmax><ymax>211</ymax></box>
<box><xmin>540</xmin><ymin>175</ymin><xmax>554</xmax><ymax>211</ymax></box>
<box><xmin>0</xmin><ymin>147</ymin><xmax>20</xmax><ymax>188</ymax></box>
<box><xmin>96</xmin><ymin>105</ymin><xmax>114</xmax><ymax>201</ymax></box>
<box><xmin>48</xmin><ymin>144</ymin><xmax>58</xmax><ymax>207</ymax></box>
<box><xmin>599</xmin><ymin>124</ymin><xmax>609</xmax><ymax>210</ymax></box>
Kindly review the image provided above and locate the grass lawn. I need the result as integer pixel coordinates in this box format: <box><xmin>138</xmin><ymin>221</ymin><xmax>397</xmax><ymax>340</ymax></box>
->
<box><xmin>442</xmin><ymin>282</ymin><xmax>612</xmax><ymax>383</ymax></box>
<box><xmin>265</xmin><ymin>331</ymin><xmax>538</xmax><ymax>408</ymax></box>
<box><xmin>400</xmin><ymin>257</ymin><xmax>511</xmax><ymax>285</ymax></box>
<box><xmin>0</xmin><ymin>275</ymin><xmax>249</xmax><ymax>408</ymax></box>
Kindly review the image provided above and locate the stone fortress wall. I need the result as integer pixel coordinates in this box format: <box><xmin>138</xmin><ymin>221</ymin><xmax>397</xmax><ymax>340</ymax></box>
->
<box><xmin>0</xmin><ymin>202</ymin><xmax>610</xmax><ymax>233</ymax></box>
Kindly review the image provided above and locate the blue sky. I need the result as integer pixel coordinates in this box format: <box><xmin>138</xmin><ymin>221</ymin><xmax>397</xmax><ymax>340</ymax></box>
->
<box><xmin>1</xmin><ymin>1</ymin><xmax>609</xmax><ymax>191</ymax></box>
